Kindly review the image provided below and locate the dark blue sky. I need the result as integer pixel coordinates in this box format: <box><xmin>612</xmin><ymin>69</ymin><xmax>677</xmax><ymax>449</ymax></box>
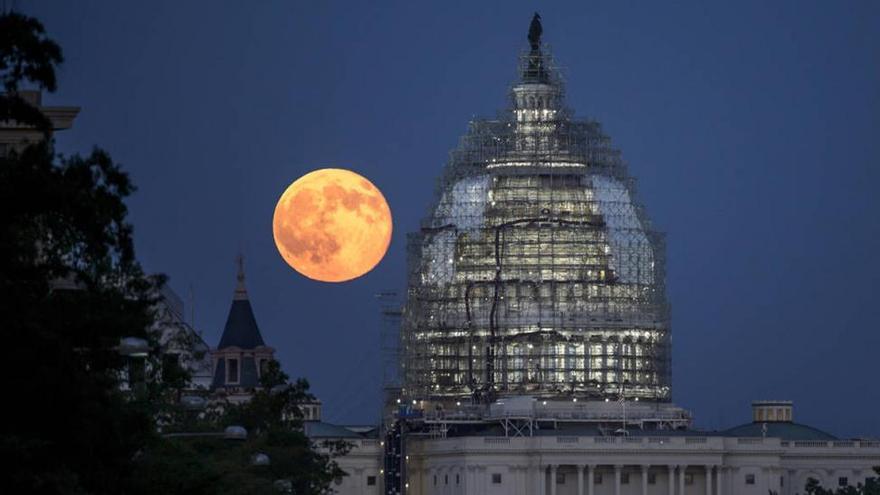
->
<box><xmin>30</xmin><ymin>1</ymin><xmax>879</xmax><ymax>436</ymax></box>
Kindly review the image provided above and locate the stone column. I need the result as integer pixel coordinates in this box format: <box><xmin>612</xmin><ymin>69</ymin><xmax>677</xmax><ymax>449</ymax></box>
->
<box><xmin>614</xmin><ymin>465</ymin><xmax>622</xmax><ymax>495</ymax></box>
<box><xmin>705</xmin><ymin>466</ymin><xmax>712</xmax><ymax>495</ymax></box>
<box><xmin>578</xmin><ymin>465</ymin><xmax>584</xmax><ymax>495</ymax></box>
<box><xmin>353</xmin><ymin>467</ymin><xmax>365</xmax><ymax>495</ymax></box>
<box><xmin>715</xmin><ymin>467</ymin><xmax>722</xmax><ymax>495</ymax></box>
<box><xmin>535</xmin><ymin>465</ymin><xmax>546</xmax><ymax>495</ymax></box>
<box><xmin>436</xmin><ymin>466</ymin><xmax>444</xmax><ymax>495</ymax></box>
<box><xmin>451</xmin><ymin>466</ymin><xmax>458</xmax><ymax>495</ymax></box>
<box><xmin>668</xmin><ymin>465</ymin><xmax>676</xmax><ymax>495</ymax></box>
<box><xmin>678</xmin><ymin>466</ymin><xmax>686</xmax><ymax>495</ymax></box>
<box><xmin>587</xmin><ymin>465</ymin><xmax>596</xmax><ymax>495</ymax></box>
<box><xmin>641</xmin><ymin>465</ymin><xmax>649</xmax><ymax>495</ymax></box>
<box><xmin>550</xmin><ymin>465</ymin><xmax>558</xmax><ymax>495</ymax></box>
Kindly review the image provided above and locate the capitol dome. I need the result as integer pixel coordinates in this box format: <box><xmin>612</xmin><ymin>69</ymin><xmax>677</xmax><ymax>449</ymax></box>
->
<box><xmin>401</xmin><ymin>16</ymin><xmax>671</xmax><ymax>404</ymax></box>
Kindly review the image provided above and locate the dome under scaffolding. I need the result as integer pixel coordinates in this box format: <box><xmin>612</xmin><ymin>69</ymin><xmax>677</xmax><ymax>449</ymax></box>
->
<box><xmin>401</xmin><ymin>16</ymin><xmax>671</xmax><ymax>405</ymax></box>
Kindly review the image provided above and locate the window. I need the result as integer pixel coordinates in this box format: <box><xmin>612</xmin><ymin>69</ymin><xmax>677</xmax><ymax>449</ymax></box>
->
<box><xmin>492</xmin><ymin>473</ymin><xmax>502</xmax><ymax>484</ymax></box>
<box><xmin>595</xmin><ymin>474</ymin><xmax>603</xmax><ymax>484</ymax></box>
<box><xmin>227</xmin><ymin>358</ymin><xmax>239</xmax><ymax>383</ymax></box>
<box><xmin>621</xmin><ymin>473</ymin><xmax>630</xmax><ymax>484</ymax></box>
<box><xmin>367</xmin><ymin>476</ymin><xmax>376</xmax><ymax>486</ymax></box>
<box><xmin>685</xmin><ymin>473</ymin><xmax>694</xmax><ymax>485</ymax></box>
<box><xmin>648</xmin><ymin>473</ymin><xmax>657</xmax><ymax>485</ymax></box>
<box><xmin>746</xmin><ymin>474</ymin><xmax>756</xmax><ymax>485</ymax></box>
<box><xmin>781</xmin><ymin>476</ymin><xmax>785</xmax><ymax>487</ymax></box>
<box><xmin>456</xmin><ymin>474</ymin><xmax>460</xmax><ymax>485</ymax></box>
<box><xmin>556</xmin><ymin>473</ymin><xmax>565</xmax><ymax>484</ymax></box>
<box><xmin>433</xmin><ymin>475</ymin><xmax>437</xmax><ymax>486</ymax></box>
<box><xmin>839</xmin><ymin>477</ymin><xmax>848</xmax><ymax>487</ymax></box>
<box><xmin>445</xmin><ymin>475</ymin><xmax>448</xmax><ymax>485</ymax></box>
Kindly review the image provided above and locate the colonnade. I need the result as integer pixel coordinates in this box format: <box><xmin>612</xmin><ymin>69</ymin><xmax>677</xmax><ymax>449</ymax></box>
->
<box><xmin>541</xmin><ymin>464</ymin><xmax>724</xmax><ymax>495</ymax></box>
<box><xmin>423</xmin><ymin>463</ymin><xmax>726</xmax><ymax>495</ymax></box>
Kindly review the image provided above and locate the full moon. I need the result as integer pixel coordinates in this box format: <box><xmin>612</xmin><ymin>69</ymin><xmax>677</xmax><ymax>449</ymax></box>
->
<box><xmin>272</xmin><ymin>168</ymin><xmax>392</xmax><ymax>283</ymax></box>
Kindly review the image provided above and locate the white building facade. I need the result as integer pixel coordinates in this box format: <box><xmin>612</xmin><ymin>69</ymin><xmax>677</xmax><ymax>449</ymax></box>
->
<box><xmin>406</xmin><ymin>435</ymin><xmax>880</xmax><ymax>495</ymax></box>
<box><xmin>322</xmin><ymin>399</ymin><xmax>879</xmax><ymax>495</ymax></box>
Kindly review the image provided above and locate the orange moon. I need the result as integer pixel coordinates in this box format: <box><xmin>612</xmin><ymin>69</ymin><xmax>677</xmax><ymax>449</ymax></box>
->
<box><xmin>272</xmin><ymin>168</ymin><xmax>392</xmax><ymax>283</ymax></box>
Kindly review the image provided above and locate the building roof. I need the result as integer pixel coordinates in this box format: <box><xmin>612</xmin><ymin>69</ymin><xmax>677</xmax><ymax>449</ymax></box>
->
<box><xmin>722</xmin><ymin>422</ymin><xmax>837</xmax><ymax>441</ymax></box>
<box><xmin>217</xmin><ymin>255</ymin><xmax>266</xmax><ymax>349</ymax></box>
<box><xmin>218</xmin><ymin>299</ymin><xmax>265</xmax><ymax>349</ymax></box>
<box><xmin>304</xmin><ymin>421</ymin><xmax>368</xmax><ymax>439</ymax></box>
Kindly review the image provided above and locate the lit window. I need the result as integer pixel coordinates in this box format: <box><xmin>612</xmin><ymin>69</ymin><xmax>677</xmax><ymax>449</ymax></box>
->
<box><xmin>746</xmin><ymin>474</ymin><xmax>756</xmax><ymax>485</ymax></box>
<box><xmin>492</xmin><ymin>473</ymin><xmax>502</xmax><ymax>484</ymax></box>
<box><xmin>367</xmin><ymin>476</ymin><xmax>376</xmax><ymax>486</ymax></box>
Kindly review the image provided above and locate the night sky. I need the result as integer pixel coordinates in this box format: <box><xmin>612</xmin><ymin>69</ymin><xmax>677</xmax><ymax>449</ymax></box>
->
<box><xmin>29</xmin><ymin>2</ymin><xmax>879</xmax><ymax>437</ymax></box>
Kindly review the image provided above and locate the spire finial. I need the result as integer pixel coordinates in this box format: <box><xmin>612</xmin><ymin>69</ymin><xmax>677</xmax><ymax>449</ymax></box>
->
<box><xmin>528</xmin><ymin>12</ymin><xmax>542</xmax><ymax>51</ymax></box>
<box><xmin>234</xmin><ymin>253</ymin><xmax>248</xmax><ymax>300</ymax></box>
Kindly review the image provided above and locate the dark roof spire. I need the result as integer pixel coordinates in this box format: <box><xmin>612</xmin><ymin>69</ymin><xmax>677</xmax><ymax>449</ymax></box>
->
<box><xmin>528</xmin><ymin>12</ymin><xmax>543</xmax><ymax>51</ymax></box>
<box><xmin>217</xmin><ymin>253</ymin><xmax>266</xmax><ymax>349</ymax></box>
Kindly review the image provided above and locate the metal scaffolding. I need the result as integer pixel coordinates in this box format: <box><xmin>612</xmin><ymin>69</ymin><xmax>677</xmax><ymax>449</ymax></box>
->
<box><xmin>401</xmin><ymin>39</ymin><xmax>671</xmax><ymax>406</ymax></box>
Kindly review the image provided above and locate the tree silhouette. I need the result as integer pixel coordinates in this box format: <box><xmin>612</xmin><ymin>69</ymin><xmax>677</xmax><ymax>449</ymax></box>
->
<box><xmin>1</xmin><ymin>11</ymin><xmax>348</xmax><ymax>495</ymax></box>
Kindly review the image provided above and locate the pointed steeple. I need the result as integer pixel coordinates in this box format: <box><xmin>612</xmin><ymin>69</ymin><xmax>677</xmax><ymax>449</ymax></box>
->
<box><xmin>234</xmin><ymin>252</ymin><xmax>248</xmax><ymax>300</ymax></box>
<box><xmin>217</xmin><ymin>254</ymin><xmax>266</xmax><ymax>349</ymax></box>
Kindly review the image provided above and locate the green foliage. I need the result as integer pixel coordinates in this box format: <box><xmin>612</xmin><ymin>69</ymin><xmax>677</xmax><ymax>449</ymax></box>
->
<box><xmin>0</xmin><ymin>11</ymin><xmax>62</xmax><ymax>130</ymax></box>
<box><xmin>0</xmin><ymin>12</ymin><xmax>350</xmax><ymax>495</ymax></box>
<box><xmin>0</xmin><ymin>12</ymin><xmax>161</xmax><ymax>490</ymax></box>
<box><xmin>803</xmin><ymin>467</ymin><xmax>880</xmax><ymax>495</ymax></box>
<box><xmin>134</xmin><ymin>360</ymin><xmax>351</xmax><ymax>495</ymax></box>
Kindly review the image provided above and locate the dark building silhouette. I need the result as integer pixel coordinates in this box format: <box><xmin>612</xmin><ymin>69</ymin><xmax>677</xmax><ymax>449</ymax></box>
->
<box><xmin>210</xmin><ymin>255</ymin><xmax>275</xmax><ymax>402</ymax></box>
